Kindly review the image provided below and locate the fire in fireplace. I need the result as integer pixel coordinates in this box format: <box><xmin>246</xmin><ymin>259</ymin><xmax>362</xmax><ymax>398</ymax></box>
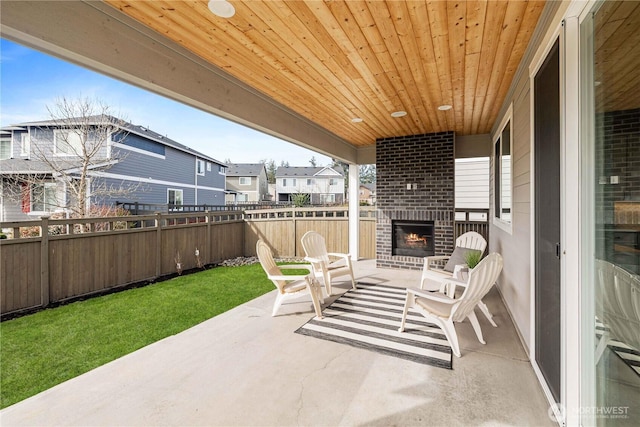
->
<box><xmin>392</xmin><ymin>220</ymin><xmax>435</xmax><ymax>257</ymax></box>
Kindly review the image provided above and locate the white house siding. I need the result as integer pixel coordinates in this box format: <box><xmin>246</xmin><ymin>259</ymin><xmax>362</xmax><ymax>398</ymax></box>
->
<box><xmin>455</xmin><ymin>158</ymin><xmax>489</xmax><ymax>209</ymax></box>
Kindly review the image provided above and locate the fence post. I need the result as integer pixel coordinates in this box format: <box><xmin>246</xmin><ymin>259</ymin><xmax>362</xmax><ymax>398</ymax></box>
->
<box><xmin>40</xmin><ymin>215</ymin><xmax>50</xmax><ymax>307</ymax></box>
<box><xmin>206</xmin><ymin>211</ymin><xmax>212</xmax><ymax>265</ymax></box>
<box><xmin>155</xmin><ymin>212</ymin><xmax>162</xmax><ymax>278</ymax></box>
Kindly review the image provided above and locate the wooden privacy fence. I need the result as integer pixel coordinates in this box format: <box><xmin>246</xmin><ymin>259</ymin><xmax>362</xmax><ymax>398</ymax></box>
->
<box><xmin>1</xmin><ymin>211</ymin><xmax>244</xmax><ymax>317</ymax></box>
<box><xmin>243</xmin><ymin>206</ymin><xmax>376</xmax><ymax>259</ymax></box>
<box><xmin>1</xmin><ymin>206</ymin><xmax>485</xmax><ymax>317</ymax></box>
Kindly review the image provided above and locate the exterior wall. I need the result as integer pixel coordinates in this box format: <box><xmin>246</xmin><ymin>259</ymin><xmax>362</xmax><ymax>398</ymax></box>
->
<box><xmin>106</xmin><ymin>145</ymin><xmax>225</xmax><ymax>206</ymax></box>
<box><xmin>490</xmin><ymin>79</ymin><xmax>533</xmax><ymax>350</ymax></box>
<box><xmin>376</xmin><ymin>131</ymin><xmax>455</xmax><ymax>269</ymax></box>
<box><xmin>276</xmin><ymin>176</ymin><xmax>345</xmax><ymax>204</ymax></box>
<box><xmin>226</xmin><ymin>176</ymin><xmax>259</xmax><ymax>202</ymax></box>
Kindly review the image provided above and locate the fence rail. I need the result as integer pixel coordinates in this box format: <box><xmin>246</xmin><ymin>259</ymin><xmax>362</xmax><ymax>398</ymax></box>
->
<box><xmin>1</xmin><ymin>206</ymin><xmax>486</xmax><ymax>318</ymax></box>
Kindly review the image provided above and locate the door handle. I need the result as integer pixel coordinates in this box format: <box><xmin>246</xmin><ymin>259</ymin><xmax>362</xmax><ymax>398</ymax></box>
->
<box><xmin>556</xmin><ymin>243</ymin><xmax>561</xmax><ymax>259</ymax></box>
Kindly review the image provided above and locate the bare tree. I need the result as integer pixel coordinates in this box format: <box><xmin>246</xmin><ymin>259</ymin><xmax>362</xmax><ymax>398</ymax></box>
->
<box><xmin>5</xmin><ymin>96</ymin><xmax>142</xmax><ymax>218</ymax></box>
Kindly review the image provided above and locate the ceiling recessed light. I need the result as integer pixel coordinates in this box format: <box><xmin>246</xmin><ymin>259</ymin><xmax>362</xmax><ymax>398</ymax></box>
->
<box><xmin>391</xmin><ymin>111</ymin><xmax>407</xmax><ymax>118</ymax></box>
<box><xmin>208</xmin><ymin>0</ymin><xmax>235</xmax><ymax>18</ymax></box>
<box><xmin>438</xmin><ymin>105</ymin><xmax>452</xmax><ymax>111</ymax></box>
<box><xmin>351</xmin><ymin>117</ymin><xmax>363</xmax><ymax>123</ymax></box>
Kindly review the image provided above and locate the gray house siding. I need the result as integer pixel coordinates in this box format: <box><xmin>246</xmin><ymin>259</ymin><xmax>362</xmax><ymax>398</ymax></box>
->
<box><xmin>1</xmin><ymin>120</ymin><xmax>227</xmax><ymax>221</ymax></box>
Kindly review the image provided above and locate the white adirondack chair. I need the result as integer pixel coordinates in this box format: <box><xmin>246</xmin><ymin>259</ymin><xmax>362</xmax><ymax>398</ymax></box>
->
<box><xmin>399</xmin><ymin>252</ymin><xmax>504</xmax><ymax>357</ymax></box>
<box><xmin>301</xmin><ymin>230</ymin><xmax>356</xmax><ymax>296</ymax></box>
<box><xmin>256</xmin><ymin>239</ymin><xmax>323</xmax><ymax>318</ymax></box>
<box><xmin>595</xmin><ymin>259</ymin><xmax>640</xmax><ymax>363</ymax></box>
<box><xmin>420</xmin><ymin>231</ymin><xmax>487</xmax><ymax>290</ymax></box>
<box><xmin>419</xmin><ymin>231</ymin><xmax>496</xmax><ymax>327</ymax></box>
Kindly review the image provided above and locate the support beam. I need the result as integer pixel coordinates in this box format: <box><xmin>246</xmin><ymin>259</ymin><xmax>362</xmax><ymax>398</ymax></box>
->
<box><xmin>348</xmin><ymin>163</ymin><xmax>359</xmax><ymax>260</ymax></box>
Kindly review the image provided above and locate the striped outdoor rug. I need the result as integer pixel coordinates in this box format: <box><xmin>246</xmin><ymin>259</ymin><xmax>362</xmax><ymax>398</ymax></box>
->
<box><xmin>295</xmin><ymin>282</ymin><xmax>453</xmax><ymax>369</ymax></box>
<box><xmin>596</xmin><ymin>318</ymin><xmax>640</xmax><ymax>377</ymax></box>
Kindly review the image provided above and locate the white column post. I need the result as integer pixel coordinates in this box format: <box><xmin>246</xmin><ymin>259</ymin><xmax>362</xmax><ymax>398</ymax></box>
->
<box><xmin>348</xmin><ymin>163</ymin><xmax>359</xmax><ymax>260</ymax></box>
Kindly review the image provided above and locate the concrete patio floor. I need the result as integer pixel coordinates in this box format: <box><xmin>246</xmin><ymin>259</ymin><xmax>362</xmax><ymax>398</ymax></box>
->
<box><xmin>1</xmin><ymin>260</ymin><xmax>555</xmax><ymax>426</ymax></box>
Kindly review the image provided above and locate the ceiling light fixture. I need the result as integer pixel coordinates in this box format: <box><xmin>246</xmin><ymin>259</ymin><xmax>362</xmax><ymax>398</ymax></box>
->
<box><xmin>438</xmin><ymin>104</ymin><xmax>452</xmax><ymax>111</ymax></box>
<box><xmin>391</xmin><ymin>111</ymin><xmax>407</xmax><ymax>118</ymax></box>
<box><xmin>351</xmin><ymin>117</ymin><xmax>363</xmax><ymax>123</ymax></box>
<box><xmin>208</xmin><ymin>0</ymin><xmax>235</xmax><ymax>18</ymax></box>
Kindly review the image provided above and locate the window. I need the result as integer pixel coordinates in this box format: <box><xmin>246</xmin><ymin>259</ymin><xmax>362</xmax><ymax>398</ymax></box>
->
<box><xmin>218</xmin><ymin>165</ymin><xmax>226</xmax><ymax>175</ymax></box>
<box><xmin>291</xmin><ymin>178</ymin><xmax>296</xmax><ymax>186</ymax></box>
<box><xmin>20</xmin><ymin>133</ymin><xmax>30</xmax><ymax>156</ymax></box>
<box><xmin>167</xmin><ymin>189</ymin><xmax>183</xmax><ymax>206</ymax></box>
<box><xmin>239</xmin><ymin>177</ymin><xmax>251</xmax><ymax>185</ymax></box>
<box><xmin>329</xmin><ymin>178</ymin><xmax>337</xmax><ymax>186</ymax></box>
<box><xmin>0</xmin><ymin>136</ymin><xmax>11</xmax><ymax>160</ymax></box>
<box><xmin>493</xmin><ymin>108</ymin><xmax>512</xmax><ymax>230</ymax></box>
<box><xmin>197</xmin><ymin>159</ymin><xmax>205</xmax><ymax>175</ymax></box>
<box><xmin>31</xmin><ymin>183</ymin><xmax>58</xmax><ymax>212</ymax></box>
<box><xmin>307</xmin><ymin>179</ymin><xmax>313</xmax><ymax>186</ymax></box>
<box><xmin>207</xmin><ymin>162</ymin><xmax>212</xmax><ymax>172</ymax></box>
<box><xmin>237</xmin><ymin>193</ymin><xmax>248</xmax><ymax>202</ymax></box>
<box><xmin>282</xmin><ymin>179</ymin><xmax>287</xmax><ymax>187</ymax></box>
<box><xmin>54</xmin><ymin>129</ymin><xmax>84</xmax><ymax>156</ymax></box>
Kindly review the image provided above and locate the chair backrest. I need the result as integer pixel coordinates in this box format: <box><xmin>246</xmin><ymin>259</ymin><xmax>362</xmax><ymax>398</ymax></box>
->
<box><xmin>256</xmin><ymin>240</ymin><xmax>285</xmax><ymax>290</ymax></box>
<box><xmin>595</xmin><ymin>259</ymin><xmax>640</xmax><ymax>351</ymax></box>
<box><xmin>451</xmin><ymin>252</ymin><xmax>503</xmax><ymax>322</ymax></box>
<box><xmin>456</xmin><ymin>231</ymin><xmax>487</xmax><ymax>254</ymax></box>
<box><xmin>301</xmin><ymin>231</ymin><xmax>330</xmax><ymax>264</ymax></box>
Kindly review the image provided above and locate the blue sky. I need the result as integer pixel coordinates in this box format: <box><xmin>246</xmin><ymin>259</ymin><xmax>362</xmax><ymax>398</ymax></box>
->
<box><xmin>0</xmin><ymin>38</ymin><xmax>332</xmax><ymax>166</ymax></box>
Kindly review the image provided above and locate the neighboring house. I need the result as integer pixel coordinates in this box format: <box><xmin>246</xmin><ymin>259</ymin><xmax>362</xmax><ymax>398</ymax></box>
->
<box><xmin>0</xmin><ymin>116</ymin><xmax>227</xmax><ymax>221</ymax></box>
<box><xmin>275</xmin><ymin>166</ymin><xmax>344</xmax><ymax>205</ymax></box>
<box><xmin>358</xmin><ymin>183</ymin><xmax>376</xmax><ymax>206</ymax></box>
<box><xmin>225</xmin><ymin>163</ymin><xmax>270</xmax><ymax>203</ymax></box>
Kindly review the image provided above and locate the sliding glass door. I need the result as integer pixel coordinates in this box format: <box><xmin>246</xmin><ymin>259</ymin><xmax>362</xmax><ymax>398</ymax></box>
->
<box><xmin>582</xmin><ymin>2</ymin><xmax>640</xmax><ymax>425</ymax></box>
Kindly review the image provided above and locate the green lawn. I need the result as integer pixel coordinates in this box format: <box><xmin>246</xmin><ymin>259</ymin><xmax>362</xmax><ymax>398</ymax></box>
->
<box><xmin>0</xmin><ymin>262</ymin><xmax>303</xmax><ymax>409</ymax></box>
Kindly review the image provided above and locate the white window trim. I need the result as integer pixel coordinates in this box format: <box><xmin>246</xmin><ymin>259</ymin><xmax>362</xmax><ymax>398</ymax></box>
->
<box><xmin>218</xmin><ymin>165</ymin><xmax>226</xmax><ymax>175</ymax></box>
<box><xmin>207</xmin><ymin>162</ymin><xmax>212</xmax><ymax>172</ymax></box>
<box><xmin>239</xmin><ymin>177</ymin><xmax>251</xmax><ymax>185</ymax></box>
<box><xmin>20</xmin><ymin>133</ymin><xmax>30</xmax><ymax>157</ymax></box>
<box><xmin>0</xmin><ymin>135</ymin><xmax>13</xmax><ymax>160</ymax></box>
<box><xmin>196</xmin><ymin>159</ymin><xmax>206</xmax><ymax>176</ymax></box>
<box><xmin>30</xmin><ymin>182</ymin><xmax>58</xmax><ymax>214</ymax></box>
<box><xmin>54</xmin><ymin>129</ymin><xmax>84</xmax><ymax>157</ymax></box>
<box><xmin>492</xmin><ymin>104</ymin><xmax>513</xmax><ymax>234</ymax></box>
<box><xmin>167</xmin><ymin>188</ymin><xmax>184</xmax><ymax>206</ymax></box>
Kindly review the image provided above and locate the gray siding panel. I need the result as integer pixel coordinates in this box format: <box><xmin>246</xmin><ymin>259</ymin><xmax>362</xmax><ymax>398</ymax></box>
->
<box><xmin>490</xmin><ymin>82</ymin><xmax>532</xmax><ymax>351</ymax></box>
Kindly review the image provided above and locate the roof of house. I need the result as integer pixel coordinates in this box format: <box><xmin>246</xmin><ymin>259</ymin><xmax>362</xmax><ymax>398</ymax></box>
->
<box><xmin>1</xmin><ymin>115</ymin><xmax>226</xmax><ymax>166</ymax></box>
<box><xmin>360</xmin><ymin>183</ymin><xmax>376</xmax><ymax>192</ymax></box>
<box><xmin>0</xmin><ymin>159</ymin><xmax>81</xmax><ymax>174</ymax></box>
<box><xmin>275</xmin><ymin>166</ymin><xmax>344</xmax><ymax>177</ymax></box>
<box><xmin>226</xmin><ymin>163</ymin><xmax>266</xmax><ymax>177</ymax></box>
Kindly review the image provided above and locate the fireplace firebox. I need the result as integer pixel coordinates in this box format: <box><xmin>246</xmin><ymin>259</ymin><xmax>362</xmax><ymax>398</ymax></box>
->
<box><xmin>392</xmin><ymin>220</ymin><xmax>435</xmax><ymax>257</ymax></box>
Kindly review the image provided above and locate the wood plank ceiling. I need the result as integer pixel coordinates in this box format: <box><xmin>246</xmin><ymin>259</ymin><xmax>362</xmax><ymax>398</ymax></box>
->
<box><xmin>594</xmin><ymin>0</ymin><xmax>640</xmax><ymax>113</ymax></box>
<box><xmin>104</xmin><ymin>0</ymin><xmax>545</xmax><ymax>147</ymax></box>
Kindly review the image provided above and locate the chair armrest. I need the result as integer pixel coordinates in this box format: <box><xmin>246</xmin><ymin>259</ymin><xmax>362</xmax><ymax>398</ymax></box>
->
<box><xmin>424</xmin><ymin>256</ymin><xmax>450</xmax><ymax>271</ymax></box>
<box><xmin>406</xmin><ymin>288</ymin><xmax>457</xmax><ymax>305</ymax></box>
<box><xmin>304</xmin><ymin>256</ymin><xmax>324</xmax><ymax>264</ymax></box>
<box><xmin>279</xmin><ymin>264</ymin><xmax>313</xmax><ymax>274</ymax></box>
<box><xmin>327</xmin><ymin>252</ymin><xmax>351</xmax><ymax>260</ymax></box>
<box><xmin>268</xmin><ymin>273</ymin><xmax>310</xmax><ymax>281</ymax></box>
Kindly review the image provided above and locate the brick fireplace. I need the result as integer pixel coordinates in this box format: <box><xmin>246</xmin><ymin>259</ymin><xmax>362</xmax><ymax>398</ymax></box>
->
<box><xmin>376</xmin><ymin>131</ymin><xmax>455</xmax><ymax>269</ymax></box>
